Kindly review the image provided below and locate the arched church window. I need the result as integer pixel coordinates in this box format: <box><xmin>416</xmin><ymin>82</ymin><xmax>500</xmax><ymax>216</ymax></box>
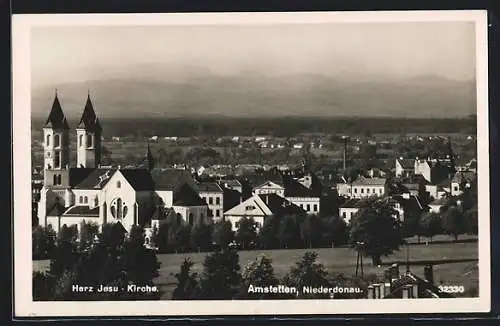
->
<box><xmin>54</xmin><ymin>134</ymin><xmax>60</xmax><ymax>148</ymax></box>
<box><xmin>53</xmin><ymin>175</ymin><xmax>57</xmax><ymax>185</ymax></box>
<box><xmin>57</xmin><ymin>175</ymin><xmax>62</xmax><ymax>185</ymax></box>
<box><xmin>46</xmin><ymin>134</ymin><xmax>51</xmax><ymax>146</ymax></box>
<box><xmin>110</xmin><ymin>197</ymin><xmax>128</xmax><ymax>219</ymax></box>
<box><xmin>79</xmin><ymin>134</ymin><xmax>83</xmax><ymax>147</ymax></box>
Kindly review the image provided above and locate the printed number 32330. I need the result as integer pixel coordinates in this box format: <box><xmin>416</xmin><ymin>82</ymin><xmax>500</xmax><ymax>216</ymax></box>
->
<box><xmin>438</xmin><ymin>285</ymin><xmax>465</xmax><ymax>293</ymax></box>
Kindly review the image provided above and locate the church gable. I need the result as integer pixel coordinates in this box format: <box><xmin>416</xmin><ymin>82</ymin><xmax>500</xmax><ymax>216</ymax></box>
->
<box><xmin>102</xmin><ymin>170</ymin><xmax>135</xmax><ymax>194</ymax></box>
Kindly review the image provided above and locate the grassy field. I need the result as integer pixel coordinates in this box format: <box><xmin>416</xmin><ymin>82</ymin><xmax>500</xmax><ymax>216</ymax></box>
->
<box><xmin>33</xmin><ymin>239</ymin><xmax>478</xmax><ymax>299</ymax></box>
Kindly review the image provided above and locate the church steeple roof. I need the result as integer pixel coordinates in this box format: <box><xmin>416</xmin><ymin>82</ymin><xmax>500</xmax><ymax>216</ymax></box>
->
<box><xmin>78</xmin><ymin>92</ymin><xmax>102</xmax><ymax>132</ymax></box>
<box><xmin>144</xmin><ymin>141</ymin><xmax>155</xmax><ymax>171</ymax></box>
<box><xmin>45</xmin><ymin>91</ymin><xmax>69</xmax><ymax>130</ymax></box>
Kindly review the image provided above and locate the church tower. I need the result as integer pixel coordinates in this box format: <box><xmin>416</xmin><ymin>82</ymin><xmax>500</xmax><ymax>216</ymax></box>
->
<box><xmin>43</xmin><ymin>91</ymin><xmax>70</xmax><ymax>185</ymax></box>
<box><xmin>76</xmin><ymin>92</ymin><xmax>102</xmax><ymax>168</ymax></box>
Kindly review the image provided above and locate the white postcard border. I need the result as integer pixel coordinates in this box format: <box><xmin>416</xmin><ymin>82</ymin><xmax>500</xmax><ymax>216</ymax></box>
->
<box><xmin>12</xmin><ymin>10</ymin><xmax>490</xmax><ymax>317</ymax></box>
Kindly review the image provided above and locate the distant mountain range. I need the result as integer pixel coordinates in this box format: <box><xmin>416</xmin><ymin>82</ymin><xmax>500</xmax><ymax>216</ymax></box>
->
<box><xmin>31</xmin><ymin>71</ymin><xmax>476</xmax><ymax>120</ymax></box>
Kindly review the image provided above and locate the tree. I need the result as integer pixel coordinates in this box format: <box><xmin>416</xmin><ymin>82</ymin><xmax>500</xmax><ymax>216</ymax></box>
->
<box><xmin>212</xmin><ymin>220</ymin><xmax>234</xmax><ymax>249</ymax></box>
<box><xmin>235</xmin><ymin>217</ymin><xmax>259</xmax><ymax>250</ymax></box>
<box><xmin>190</xmin><ymin>222</ymin><xmax>212</xmax><ymax>252</ymax></box>
<box><xmin>199</xmin><ymin>249</ymin><xmax>242</xmax><ymax>299</ymax></box>
<box><xmin>258</xmin><ymin>215</ymin><xmax>279</xmax><ymax>249</ymax></box>
<box><xmin>240</xmin><ymin>254</ymin><xmax>278</xmax><ymax>299</ymax></box>
<box><xmin>79</xmin><ymin>221</ymin><xmax>99</xmax><ymax>252</ymax></box>
<box><xmin>32</xmin><ymin>226</ymin><xmax>56</xmax><ymax>260</ymax></box>
<box><xmin>324</xmin><ymin>216</ymin><xmax>348</xmax><ymax>247</ymax></box>
<box><xmin>121</xmin><ymin>226</ymin><xmax>161</xmax><ymax>297</ymax></box>
<box><xmin>419</xmin><ymin>212</ymin><xmax>442</xmax><ymax>242</ymax></box>
<box><xmin>277</xmin><ymin>215</ymin><xmax>300</xmax><ymax>249</ymax></box>
<box><xmin>465</xmin><ymin>206</ymin><xmax>478</xmax><ymax>235</ymax></box>
<box><xmin>349</xmin><ymin>198</ymin><xmax>403</xmax><ymax>265</ymax></box>
<box><xmin>300</xmin><ymin>214</ymin><xmax>321</xmax><ymax>248</ymax></box>
<box><xmin>442</xmin><ymin>206</ymin><xmax>468</xmax><ymax>241</ymax></box>
<box><xmin>402</xmin><ymin>211</ymin><xmax>423</xmax><ymax>242</ymax></box>
<box><xmin>283</xmin><ymin>251</ymin><xmax>330</xmax><ymax>298</ymax></box>
<box><xmin>172</xmin><ymin>258</ymin><xmax>200</xmax><ymax>300</ymax></box>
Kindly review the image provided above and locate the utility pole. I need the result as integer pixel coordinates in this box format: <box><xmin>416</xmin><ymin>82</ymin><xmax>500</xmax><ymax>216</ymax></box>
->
<box><xmin>355</xmin><ymin>241</ymin><xmax>365</xmax><ymax>278</ymax></box>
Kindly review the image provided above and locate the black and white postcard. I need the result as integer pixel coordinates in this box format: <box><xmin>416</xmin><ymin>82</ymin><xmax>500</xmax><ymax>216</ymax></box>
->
<box><xmin>12</xmin><ymin>10</ymin><xmax>490</xmax><ymax>317</ymax></box>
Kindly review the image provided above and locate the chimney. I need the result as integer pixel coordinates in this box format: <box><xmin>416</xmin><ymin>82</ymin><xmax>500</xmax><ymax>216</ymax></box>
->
<box><xmin>375</xmin><ymin>284</ymin><xmax>382</xmax><ymax>299</ymax></box>
<box><xmin>412</xmin><ymin>284</ymin><xmax>418</xmax><ymax>298</ymax></box>
<box><xmin>424</xmin><ymin>264</ymin><xmax>434</xmax><ymax>284</ymax></box>
<box><xmin>402</xmin><ymin>285</ymin><xmax>410</xmax><ymax>299</ymax></box>
<box><xmin>367</xmin><ymin>285</ymin><xmax>374</xmax><ymax>299</ymax></box>
<box><xmin>383</xmin><ymin>282</ymin><xmax>391</xmax><ymax>298</ymax></box>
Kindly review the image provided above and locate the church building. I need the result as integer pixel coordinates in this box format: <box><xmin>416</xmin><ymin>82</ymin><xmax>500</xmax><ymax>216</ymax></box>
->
<box><xmin>37</xmin><ymin>92</ymin><xmax>209</xmax><ymax>236</ymax></box>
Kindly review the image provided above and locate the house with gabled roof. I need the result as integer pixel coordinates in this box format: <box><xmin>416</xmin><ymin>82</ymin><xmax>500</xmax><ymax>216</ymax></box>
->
<box><xmin>395</xmin><ymin>158</ymin><xmax>414</xmax><ymax>178</ymax></box>
<box><xmin>223</xmin><ymin>193</ymin><xmax>305</xmax><ymax>231</ymax></box>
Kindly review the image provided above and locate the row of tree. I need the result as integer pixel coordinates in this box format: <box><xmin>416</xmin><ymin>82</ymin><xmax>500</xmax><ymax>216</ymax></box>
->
<box><xmin>149</xmin><ymin>213</ymin><xmax>350</xmax><ymax>254</ymax></box>
<box><xmin>172</xmin><ymin>250</ymin><xmax>368</xmax><ymax>300</ymax></box>
<box><xmin>33</xmin><ymin>222</ymin><xmax>161</xmax><ymax>301</ymax></box>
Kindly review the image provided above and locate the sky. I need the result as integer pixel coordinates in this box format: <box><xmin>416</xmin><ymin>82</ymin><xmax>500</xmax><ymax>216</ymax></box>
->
<box><xmin>31</xmin><ymin>21</ymin><xmax>476</xmax><ymax>86</ymax></box>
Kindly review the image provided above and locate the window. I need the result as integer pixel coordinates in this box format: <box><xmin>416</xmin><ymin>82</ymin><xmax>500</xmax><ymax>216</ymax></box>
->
<box><xmin>79</xmin><ymin>134</ymin><xmax>83</xmax><ymax>147</ymax></box>
<box><xmin>111</xmin><ymin>198</ymin><xmax>128</xmax><ymax>219</ymax></box>
<box><xmin>87</xmin><ymin>134</ymin><xmax>93</xmax><ymax>148</ymax></box>
<box><xmin>188</xmin><ymin>213</ymin><xmax>194</xmax><ymax>226</ymax></box>
<box><xmin>202</xmin><ymin>197</ymin><xmax>206</xmax><ymax>202</ymax></box>
<box><xmin>342</xmin><ymin>212</ymin><xmax>346</xmax><ymax>218</ymax></box>
<box><xmin>348</xmin><ymin>188</ymin><xmax>351</xmax><ymax>193</ymax></box>
<box><xmin>54</xmin><ymin>134</ymin><xmax>61</xmax><ymax>147</ymax></box>
<box><xmin>94</xmin><ymin>196</ymin><xmax>99</xmax><ymax>206</ymax></box>
<box><xmin>373</xmin><ymin>188</ymin><xmax>376</xmax><ymax>194</ymax></box>
<box><xmin>57</xmin><ymin>175</ymin><xmax>61</xmax><ymax>185</ymax></box>
<box><xmin>361</xmin><ymin>188</ymin><xmax>364</xmax><ymax>194</ymax></box>
<box><xmin>54</xmin><ymin>151</ymin><xmax>61</xmax><ymax>168</ymax></box>
<box><xmin>313</xmin><ymin>204</ymin><xmax>318</xmax><ymax>212</ymax></box>
<box><xmin>367</xmin><ymin>188</ymin><xmax>370</xmax><ymax>193</ymax></box>
<box><xmin>84</xmin><ymin>196</ymin><xmax>88</xmax><ymax>204</ymax></box>
<box><xmin>454</xmin><ymin>186</ymin><xmax>459</xmax><ymax>191</ymax></box>
<box><xmin>79</xmin><ymin>196</ymin><xmax>83</xmax><ymax>204</ymax></box>
<box><xmin>216</xmin><ymin>197</ymin><xmax>220</xmax><ymax>205</ymax></box>
<box><xmin>354</xmin><ymin>188</ymin><xmax>358</xmax><ymax>193</ymax></box>
<box><xmin>209</xmin><ymin>197</ymin><xmax>213</xmax><ymax>205</ymax></box>
<box><xmin>216</xmin><ymin>210</ymin><xmax>220</xmax><ymax>217</ymax></box>
<box><xmin>46</xmin><ymin>134</ymin><xmax>51</xmax><ymax>146</ymax></box>
<box><xmin>53</xmin><ymin>175</ymin><xmax>57</xmax><ymax>185</ymax></box>
<box><xmin>307</xmin><ymin>204</ymin><xmax>311</xmax><ymax>211</ymax></box>
<box><xmin>116</xmin><ymin>181</ymin><xmax>121</xmax><ymax>188</ymax></box>
<box><xmin>300</xmin><ymin>204</ymin><xmax>304</xmax><ymax>209</ymax></box>
<box><xmin>379</xmin><ymin>189</ymin><xmax>383</xmax><ymax>194</ymax></box>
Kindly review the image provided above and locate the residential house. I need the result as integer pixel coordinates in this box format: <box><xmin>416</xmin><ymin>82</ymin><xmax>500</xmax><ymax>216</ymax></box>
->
<box><xmin>350</xmin><ymin>176</ymin><xmax>388</xmax><ymax>199</ymax></box>
<box><xmin>391</xmin><ymin>193</ymin><xmax>425</xmax><ymax>223</ymax></box>
<box><xmin>428</xmin><ymin>196</ymin><xmax>449</xmax><ymax>213</ymax></box>
<box><xmin>451</xmin><ymin>171</ymin><xmax>477</xmax><ymax>197</ymax></box>
<box><xmin>196</xmin><ymin>182</ymin><xmax>224</xmax><ymax>221</ymax></box>
<box><xmin>223</xmin><ymin>193</ymin><xmax>305</xmax><ymax>231</ymax></box>
<box><xmin>395</xmin><ymin>158</ymin><xmax>414</xmax><ymax>178</ymax></box>
<box><xmin>339</xmin><ymin>198</ymin><xmax>363</xmax><ymax>224</ymax></box>
<box><xmin>252</xmin><ymin>180</ymin><xmax>285</xmax><ymax>197</ymax></box>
